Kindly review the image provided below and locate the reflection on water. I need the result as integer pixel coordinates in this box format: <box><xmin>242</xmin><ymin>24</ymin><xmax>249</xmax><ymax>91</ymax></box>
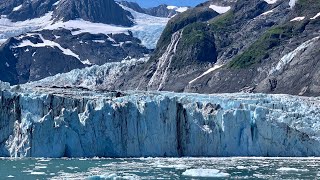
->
<box><xmin>0</xmin><ymin>157</ymin><xmax>319</xmax><ymax>179</ymax></box>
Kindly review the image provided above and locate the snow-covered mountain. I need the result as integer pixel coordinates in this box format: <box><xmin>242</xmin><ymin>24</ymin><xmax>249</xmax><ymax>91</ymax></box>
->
<box><xmin>14</xmin><ymin>0</ymin><xmax>320</xmax><ymax>97</ymax></box>
<box><xmin>119</xmin><ymin>1</ymin><xmax>189</xmax><ymax>18</ymax></box>
<box><xmin>0</xmin><ymin>0</ymin><xmax>169</xmax><ymax>85</ymax></box>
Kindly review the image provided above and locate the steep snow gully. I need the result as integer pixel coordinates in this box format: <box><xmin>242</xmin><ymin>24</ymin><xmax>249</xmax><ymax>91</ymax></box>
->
<box><xmin>0</xmin><ymin>88</ymin><xmax>320</xmax><ymax>158</ymax></box>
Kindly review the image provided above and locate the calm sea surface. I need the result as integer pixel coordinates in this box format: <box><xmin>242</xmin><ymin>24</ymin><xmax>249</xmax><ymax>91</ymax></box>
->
<box><xmin>0</xmin><ymin>157</ymin><xmax>319</xmax><ymax>179</ymax></box>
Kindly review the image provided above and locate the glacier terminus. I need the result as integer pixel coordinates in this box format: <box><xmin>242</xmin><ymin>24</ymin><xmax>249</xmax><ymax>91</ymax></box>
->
<box><xmin>0</xmin><ymin>86</ymin><xmax>319</xmax><ymax>158</ymax></box>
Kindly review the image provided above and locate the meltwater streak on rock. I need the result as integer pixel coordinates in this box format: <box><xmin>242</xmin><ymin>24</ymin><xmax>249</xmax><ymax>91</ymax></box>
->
<box><xmin>0</xmin><ymin>88</ymin><xmax>320</xmax><ymax>158</ymax></box>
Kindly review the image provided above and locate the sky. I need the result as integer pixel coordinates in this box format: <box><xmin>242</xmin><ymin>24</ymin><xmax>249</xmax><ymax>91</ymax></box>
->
<box><xmin>121</xmin><ymin>0</ymin><xmax>207</xmax><ymax>8</ymax></box>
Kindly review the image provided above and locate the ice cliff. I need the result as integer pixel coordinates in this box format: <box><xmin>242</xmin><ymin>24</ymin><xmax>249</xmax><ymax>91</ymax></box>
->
<box><xmin>0</xmin><ymin>87</ymin><xmax>320</xmax><ymax>158</ymax></box>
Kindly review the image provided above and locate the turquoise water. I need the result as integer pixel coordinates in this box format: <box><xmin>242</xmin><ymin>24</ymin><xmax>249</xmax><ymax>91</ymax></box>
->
<box><xmin>0</xmin><ymin>157</ymin><xmax>319</xmax><ymax>179</ymax></box>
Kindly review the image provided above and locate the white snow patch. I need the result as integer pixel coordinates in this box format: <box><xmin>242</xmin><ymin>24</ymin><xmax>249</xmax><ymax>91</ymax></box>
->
<box><xmin>269</xmin><ymin>36</ymin><xmax>320</xmax><ymax>75</ymax></box>
<box><xmin>53</xmin><ymin>0</ymin><xmax>60</xmax><ymax>6</ymax></box>
<box><xmin>276</xmin><ymin>167</ymin><xmax>309</xmax><ymax>172</ymax></box>
<box><xmin>44</xmin><ymin>5</ymin><xmax>169</xmax><ymax>49</ymax></box>
<box><xmin>167</xmin><ymin>6</ymin><xmax>189</xmax><ymax>13</ymax></box>
<box><xmin>0</xmin><ymin>12</ymin><xmax>53</xmax><ymax>43</ymax></box>
<box><xmin>262</xmin><ymin>9</ymin><xmax>274</xmax><ymax>16</ymax></box>
<box><xmin>13</xmin><ymin>33</ymin><xmax>80</xmax><ymax>60</ymax></box>
<box><xmin>182</xmin><ymin>169</ymin><xmax>230</xmax><ymax>178</ymax></box>
<box><xmin>176</xmin><ymin>7</ymin><xmax>189</xmax><ymax>13</ymax></box>
<box><xmin>81</xmin><ymin>59</ymin><xmax>93</xmax><ymax>65</ymax></box>
<box><xmin>189</xmin><ymin>64</ymin><xmax>223</xmax><ymax>84</ymax></box>
<box><xmin>167</xmin><ymin>6</ymin><xmax>177</xmax><ymax>10</ymax></box>
<box><xmin>311</xmin><ymin>12</ymin><xmax>320</xmax><ymax>20</ymax></box>
<box><xmin>289</xmin><ymin>0</ymin><xmax>297</xmax><ymax>8</ymax></box>
<box><xmin>92</xmin><ymin>40</ymin><xmax>105</xmax><ymax>43</ymax></box>
<box><xmin>290</xmin><ymin>16</ymin><xmax>305</xmax><ymax>22</ymax></box>
<box><xmin>264</xmin><ymin>0</ymin><xmax>278</xmax><ymax>4</ymax></box>
<box><xmin>45</xmin><ymin>20</ymin><xmax>130</xmax><ymax>36</ymax></box>
<box><xmin>209</xmin><ymin>5</ymin><xmax>231</xmax><ymax>14</ymax></box>
<box><xmin>12</xmin><ymin>4</ymin><xmax>23</xmax><ymax>12</ymax></box>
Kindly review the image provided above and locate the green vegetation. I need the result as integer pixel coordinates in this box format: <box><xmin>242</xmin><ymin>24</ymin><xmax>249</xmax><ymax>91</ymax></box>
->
<box><xmin>156</xmin><ymin>7</ymin><xmax>218</xmax><ymax>52</ymax></box>
<box><xmin>181</xmin><ymin>22</ymin><xmax>208</xmax><ymax>45</ymax></box>
<box><xmin>229</xmin><ymin>22</ymin><xmax>308</xmax><ymax>69</ymax></box>
<box><xmin>209</xmin><ymin>11</ymin><xmax>234</xmax><ymax>33</ymax></box>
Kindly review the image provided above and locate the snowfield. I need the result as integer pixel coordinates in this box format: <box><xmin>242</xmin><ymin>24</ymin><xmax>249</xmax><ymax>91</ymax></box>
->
<box><xmin>0</xmin><ymin>5</ymin><xmax>168</xmax><ymax>49</ymax></box>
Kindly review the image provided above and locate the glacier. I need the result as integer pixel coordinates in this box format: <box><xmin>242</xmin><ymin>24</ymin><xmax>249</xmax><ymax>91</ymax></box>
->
<box><xmin>0</xmin><ymin>86</ymin><xmax>320</xmax><ymax>158</ymax></box>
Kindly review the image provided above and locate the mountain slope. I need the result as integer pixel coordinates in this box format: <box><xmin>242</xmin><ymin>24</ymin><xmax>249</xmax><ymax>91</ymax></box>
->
<box><xmin>0</xmin><ymin>0</ymin><xmax>134</xmax><ymax>26</ymax></box>
<box><xmin>53</xmin><ymin>0</ymin><xmax>134</xmax><ymax>26</ymax></box>
<box><xmin>0</xmin><ymin>0</ymin><xmax>168</xmax><ymax>85</ymax></box>
<box><xmin>2</xmin><ymin>0</ymin><xmax>319</xmax><ymax>97</ymax></box>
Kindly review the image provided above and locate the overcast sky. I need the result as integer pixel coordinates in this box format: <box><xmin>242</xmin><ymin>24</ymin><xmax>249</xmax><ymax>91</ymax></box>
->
<box><xmin>121</xmin><ymin>0</ymin><xmax>207</xmax><ymax>8</ymax></box>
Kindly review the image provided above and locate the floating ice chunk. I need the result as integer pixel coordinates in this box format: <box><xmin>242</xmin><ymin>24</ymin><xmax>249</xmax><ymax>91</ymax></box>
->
<box><xmin>30</xmin><ymin>172</ymin><xmax>46</xmax><ymax>175</ymax></box>
<box><xmin>276</xmin><ymin>167</ymin><xmax>309</xmax><ymax>172</ymax></box>
<box><xmin>209</xmin><ymin>5</ymin><xmax>231</xmax><ymax>14</ymax></box>
<box><xmin>182</xmin><ymin>169</ymin><xmax>230</xmax><ymax>178</ymax></box>
<box><xmin>236</xmin><ymin>166</ymin><xmax>247</xmax><ymax>169</ymax></box>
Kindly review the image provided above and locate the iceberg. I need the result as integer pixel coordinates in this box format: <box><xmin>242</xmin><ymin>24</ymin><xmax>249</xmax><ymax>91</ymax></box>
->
<box><xmin>0</xmin><ymin>87</ymin><xmax>320</xmax><ymax>158</ymax></box>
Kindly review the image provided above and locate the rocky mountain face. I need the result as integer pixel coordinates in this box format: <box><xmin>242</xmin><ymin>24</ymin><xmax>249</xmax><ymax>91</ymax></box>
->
<box><xmin>0</xmin><ymin>0</ymin><xmax>57</xmax><ymax>21</ymax></box>
<box><xmin>0</xmin><ymin>0</ymin><xmax>167</xmax><ymax>85</ymax></box>
<box><xmin>119</xmin><ymin>1</ymin><xmax>186</xmax><ymax>18</ymax></box>
<box><xmin>145</xmin><ymin>4</ymin><xmax>179</xmax><ymax>18</ymax></box>
<box><xmin>133</xmin><ymin>0</ymin><xmax>320</xmax><ymax>96</ymax></box>
<box><xmin>0</xmin><ymin>0</ymin><xmax>134</xmax><ymax>26</ymax></box>
<box><xmin>184</xmin><ymin>0</ymin><xmax>320</xmax><ymax>96</ymax></box>
<box><xmin>1</xmin><ymin>0</ymin><xmax>319</xmax><ymax>97</ymax></box>
<box><xmin>53</xmin><ymin>0</ymin><xmax>134</xmax><ymax>26</ymax></box>
<box><xmin>0</xmin><ymin>30</ymin><xmax>149</xmax><ymax>84</ymax></box>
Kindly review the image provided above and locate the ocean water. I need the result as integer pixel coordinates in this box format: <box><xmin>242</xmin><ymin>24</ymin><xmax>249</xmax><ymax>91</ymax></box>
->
<box><xmin>0</xmin><ymin>157</ymin><xmax>319</xmax><ymax>179</ymax></box>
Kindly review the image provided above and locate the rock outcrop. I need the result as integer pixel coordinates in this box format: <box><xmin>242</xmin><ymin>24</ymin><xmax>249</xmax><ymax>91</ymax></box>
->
<box><xmin>53</xmin><ymin>0</ymin><xmax>134</xmax><ymax>26</ymax></box>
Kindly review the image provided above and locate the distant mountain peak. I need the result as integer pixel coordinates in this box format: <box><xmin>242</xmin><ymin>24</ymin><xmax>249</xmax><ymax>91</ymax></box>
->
<box><xmin>0</xmin><ymin>0</ymin><xmax>134</xmax><ymax>26</ymax></box>
<box><xmin>53</xmin><ymin>0</ymin><xmax>134</xmax><ymax>26</ymax></box>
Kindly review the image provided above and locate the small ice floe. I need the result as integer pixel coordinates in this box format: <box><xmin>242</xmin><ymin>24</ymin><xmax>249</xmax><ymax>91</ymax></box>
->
<box><xmin>276</xmin><ymin>167</ymin><xmax>309</xmax><ymax>172</ymax></box>
<box><xmin>236</xmin><ymin>166</ymin><xmax>247</xmax><ymax>169</ymax></box>
<box><xmin>30</xmin><ymin>171</ymin><xmax>46</xmax><ymax>175</ymax></box>
<box><xmin>182</xmin><ymin>169</ymin><xmax>230</xmax><ymax>178</ymax></box>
